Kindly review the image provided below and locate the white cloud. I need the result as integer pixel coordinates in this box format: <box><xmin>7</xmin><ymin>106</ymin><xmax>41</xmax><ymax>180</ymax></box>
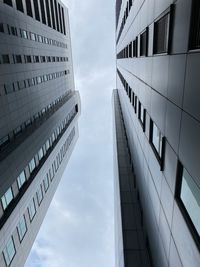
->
<box><xmin>25</xmin><ymin>0</ymin><xmax>115</xmax><ymax>266</ymax></box>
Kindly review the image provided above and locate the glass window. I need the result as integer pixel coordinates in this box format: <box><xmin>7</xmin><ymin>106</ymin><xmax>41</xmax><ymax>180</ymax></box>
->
<box><xmin>0</xmin><ymin>23</ymin><xmax>4</xmax><ymax>33</ymax></box>
<box><xmin>33</xmin><ymin>0</ymin><xmax>40</xmax><ymax>21</ymax></box>
<box><xmin>28</xmin><ymin>198</ymin><xmax>36</xmax><ymax>221</ymax></box>
<box><xmin>2</xmin><ymin>54</ymin><xmax>10</xmax><ymax>64</ymax></box>
<box><xmin>17</xmin><ymin>171</ymin><xmax>26</xmax><ymax>189</ymax></box>
<box><xmin>17</xmin><ymin>215</ymin><xmax>27</xmax><ymax>242</ymax></box>
<box><xmin>138</xmin><ymin>102</ymin><xmax>146</xmax><ymax>131</ymax></box>
<box><xmin>3</xmin><ymin>0</ymin><xmax>13</xmax><ymax>6</ymax></box>
<box><xmin>30</xmin><ymin>32</ymin><xmax>36</xmax><ymax>41</ymax></box>
<box><xmin>4</xmin><ymin>84</ymin><xmax>14</xmax><ymax>94</ymax></box>
<box><xmin>29</xmin><ymin>158</ymin><xmax>36</xmax><ymax>173</ymax></box>
<box><xmin>3</xmin><ymin>237</ymin><xmax>16</xmax><ymax>266</ymax></box>
<box><xmin>16</xmin><ymin>0</ymin><xmax>24</xmax><ymax>12</ymax></box>
<box><xmin>40</xmin><ymin>0</ymin><xmax>47</xmax><ymax>24</ymax></box>
<box><xmin>21</xmin><ymin>29</ymin><xmax>28</xmax><ymax>39</ymax></box>
<box><xmin>140</xmin><ymin>28</ymin><xmax>148</xmax><ymax>56</ymax></box>
<box><xmin>18</xmin><ymin>80</ymin><xmax>26</xmax><ymax>90</ymax></box>
<box><xmin>153</xmin><ymin>13</ymin><xmax>170</xmax><ymax>54</ymax></box>
<box><xmin>189</xmin><ymin>0</ymin><xmax>200</xmax><ymax>50</ymax></box>
<box><xmin>15</xmin><ymin>55</ymin><xmax>22</xmax><ymax>63</ymax></box>
<box><xmin>37</xmin><ymin>185</ymin><xmax>43</xmax><ymax>205</ymax></box>
<box><xmin>43</xmin><ymin>175</ymin><xmax>49</xmax><ymax>192</ymax></box>
<box><xmin>46</xmin><ymin>139</ymin><xmax>50</xmax><ymax>151</ymax></box>
<box><xmin>180</xmin><ymin>167</ymin><xmax>200</xmax><ymax>236</ymax></box>
<box><xmin>1</xmin><ymin>188</ymin><xmax>13</xmax><ymax>210</ymax></box>
<box><xmin>25</xmin><ymin>0</ymin><xmax>33</xmax><ymax>17</ymax></box>
<box><xmin>38</xmin><ymin>148</ymin><xmax>44</xmax><ymax>161</ymax></box>
<box><xmin>151</xmin><ymin>122</ymin><xmax>163</xmax><ymax>157</ymax></box>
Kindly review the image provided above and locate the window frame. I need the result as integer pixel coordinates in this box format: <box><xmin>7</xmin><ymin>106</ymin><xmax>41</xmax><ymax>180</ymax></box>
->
<box><xmin>149</xmin><ymin>119</ymin><xmax>165</xmax><ymax>170</ymax></box>
<box><xmin>138</xmin><ymin>101</ymin><xmax>146</xmax><ymax>132</ymax></box>
<box><xmin>17</xmin><ymin>215</ymin><xmax>27</xmax><ymax>242</ymax></box>
<box><xmin>140</xmin><ymin>27</ymin><xmax>149</xmax><ymax>57</ymax></box>
<box><xmin>175</xmin><ymin>161</ymin><xmax>200</xmax><ymax>251</ymax></box>
<box><xmin>36</xmin><ymin>184</ymin><xmax>43</xmax><ymax>205</ymax></box>
<box><xmin>28</xmin><ymin>198</ymin><xmax>36</xmax><ymax>222</ymax></box>
<box><xmin>1</xmin><ymin>187</ymin><xmax>14</xmax><ymax>211</ymax></box>
<box><xmin>3</xmin><ymin>236</ymin><xmax>16</xmax><ymax>267</ymax></box>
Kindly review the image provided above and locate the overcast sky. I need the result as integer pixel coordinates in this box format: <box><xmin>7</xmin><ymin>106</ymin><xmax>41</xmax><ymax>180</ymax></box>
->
<box><xmin>25</xmin><ymin>0</ymin><xmax>116</xmax><ymax>267</ymax></box>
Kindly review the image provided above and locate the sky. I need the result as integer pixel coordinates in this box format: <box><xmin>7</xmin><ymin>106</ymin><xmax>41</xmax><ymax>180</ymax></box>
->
<box><xmin>25</xmin><ymin>1</ymin><xmax>116</xmax><ymax>267</ymax></box>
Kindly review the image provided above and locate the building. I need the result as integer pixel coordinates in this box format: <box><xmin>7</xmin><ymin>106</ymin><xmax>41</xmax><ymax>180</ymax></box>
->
<box><xmin>0</xmin><ymin>1</ymin><xmax>80</xmax><ymax>267</ymax></box>
<box><xmin>114</xmin><ymin>0</ymin><xmax>200</xmax><ymax>266</ymax></box>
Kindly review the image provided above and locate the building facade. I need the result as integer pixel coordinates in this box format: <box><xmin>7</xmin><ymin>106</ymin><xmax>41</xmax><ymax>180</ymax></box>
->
<box><xmin>0</xmin><ymin>1</ymin><xmax>80</xmax><ymax>266</ymax></box>
<box><xmin>115</xmin><ymin>0</ymin><xmax>200</xmax><ymax>266</ymax></box>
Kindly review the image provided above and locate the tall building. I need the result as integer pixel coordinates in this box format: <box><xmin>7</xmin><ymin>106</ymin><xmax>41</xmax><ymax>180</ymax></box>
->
<box><xmin>114</xmin><ymin>0</ymin><xmax>200</xmax><ymax>266</ymax></box>
<box><xmin>0</xmin><ymin>1</ymin><xmax>80</xmax><ymax>267</ymax></box>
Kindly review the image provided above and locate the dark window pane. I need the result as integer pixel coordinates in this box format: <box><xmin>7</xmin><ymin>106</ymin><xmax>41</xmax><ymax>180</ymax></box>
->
<box><xmin>26</xmin><ymin>0</ymin><xmax>33</xmax><ymax>17</ymax></box>
<box><xmin>50</xmin><ymin>0</ymin><xmax>56</xmax><ymax>29</ymax></box>
<box><xmin>153</xmin><ymin>13</ymin><xmax>170</xmax><ymax>54</ymax></box>
<box><xmin>16</xmin><ymin>0</ymin><xmax>24</xmax><ymax>12</ymax></box>
<box><xmin>140</xmin><ymin>29</ymin><xmax>148</xmax><ymax>56</ymax></box>
<box><xmin>58</xmin><ymin>3</ymin><xmax>63</xmax><ymax>33</ymax></box>
<box><xmin>33</xmin><ymin>0</ymin><xmax>40</xmax><ymax>21</ymax></box>
<box><xmin>61</xmin><ymin>7</ymin><xmax>66</xmax><ymax>35</ymax></box>
<box><xmin>2</xmin><ymin>54</ymin><xmax>10</xmax><ymax>64</ymax></box>
<box><xmin>3</xmin><ymin>0</ymin><xmax>13</xmax><ymax>7</ymax></box>
<box><xmin>39</xmin><ymin>0</ymin><xmax>46</xmax><ymax>24</ymax></box>
<box><xmin>0</xmin><ymin>23</ymin><xmax>4</xmax><ymax>33</ymax></box>
<box><xmin>190</xmin><ymin>0</ymin><xmax>200</xmax><ymax>50</ymax></box>
<box><xmin>45</xmin><ymin>0</ymin><xmax>51</xmax><ymax>27</ymax></box>
<box><xmin>54</xmin><ymin>0</ymin><xmax>60</xmax><ymax>32</ymax></box>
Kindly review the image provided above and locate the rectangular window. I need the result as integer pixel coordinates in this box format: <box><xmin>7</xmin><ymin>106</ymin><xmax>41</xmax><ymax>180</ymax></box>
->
<box><xmin>28</xmin><ymin>198</ymin><xmax>36</xmax><ymax>221</ymax></box>
<box><xmin>25</xmin><ymin>0</ymin><xmax>33</xmax><ymax>17</ymax></box>
<box><xmin>54</xmin><ymin>0</ymin><xmax>60</xmax><ymax>31</ymax></box>
<box><xmin>138</xmin><ymin>101</ymin><xmax>146</xmax><ymax>131</ymax></box>
<box><xmin>61</xmin><ymin>7</ymin><xmax>66</xmax><ymax>35</ymax></box>
<box><xmin>1</xmin><ymin>188</ymin><xmax>13</xmax><ymax>210</ymax></box>
<box><xmin>140</xmin><ymin>28</ymin><xmax>148</xmax><ymax>56</ymax></box>
<box><xmin>17</xmin><ymin>215</ymin><xmax>27</xmax><ymax>242</ymax></box>
<box><xmin>18</xmin><ymin>80</ymin><xmax>26</xmax><ymax>90</ymax></box>
<box><xmin>38</xmin><ymin>148</ymin><xmax>44</xmax><ymax>161</ymax></box>
<box><xmin>149</xmin><ymin>119</ymin><xmax>165</xmax><ymax>170</ymax></box>
<box><xmin>14</xmin><ymin>55</ymin><xmax>22</xmax><ymax>64</ymax></box>
<box><xmin>153</xmin><ymin>13</ymin><xmax>170</xmax><ymax>54</ymax></box>
<box><xmin>28</xmin><ymin>78</ymin><xmax>35</xmax><ymax>87</ymax></box>
<box><xmin>39</xmin><ymin>0</ymin><xmax>46</xmax><ymax>24</ymax></box>
<box><xmin>58</xmin><ymin>3</ymin><xmax>63</xmax><ymax>33</ymax></box>
<box><xmin>29</xmin><ymin>158</ymin><xmax>36</xmax><ymax>173</ymax></box>
<box><xmin>128</xmin><ymin>42</ymin><xmax>132</xmax><ymax>58</ymax></box>
<box><xmin>189</xmin><ymin>0</ymin><xmax>200</xmax><ymax>50</ymax></box>
<box><xmin>3</xmin><ymin>237</ymin><xmax>16</xmax><ymax>266</ymax></box>
<box><xmin>30</xmin><ymin>32</ymin><xmax>36</xmax><ymax>41</ymax></box>
<box><xmin>0</xmin><ymin>23</ymin><xmax>4</xmax><ymax>33</ymax></box>
<box><xmin>37</xmin><ymin>185</ymin><xmax>43</xmax><ymax>205</ymax></box>
<box><xmin>45</xmin><ymin>0</ymin><xmax>51</xmax><ymax>27</ymax></box>
<box><xmin>3</xmin><ymin>0</ymin><xmax>12</xmax><ymax>7</ymax></box>
<box><xmin>50</xmin><ymin>0</ymin><xmax>56</xmax><ymax>29</ymax></box>
<box><xmin>43</xmin><ymin>174</ymin><xmax>49</xmax><ymax>192</ymax></box>
<box><xmin>134</xmin><ymin>96</ymin><xmax>137</xmax><ymax>113</ymax></box>
<box><xmin>33</xmin><ymin>0</ymin><xmax>40</xmax><ymax>21</ymax></box>
<box><xmin>16</xmin><ymin>0</ymin><xmax>24</xmax><ymax>12</ymax></box>
<box><xmin>10</xmin><ymin>26</ymin><xmax>17</xmax><ymax>36</ymax></box>
<box><xmin>176</xmin><ymin>163</ymin><xmax>200</xmax><ymax>247</ymax></box>
<box><xmin>4</xmin><ymin>84</ymin><xmax>14</xmax><ymax>94</ymax></box>
<box><xmin>20</xmin><ymin>29</ymin><xmax>28</xmax><ymax>39</ymax></box>
<box><xmin>25</xmin><ymin>55</ymin><xmax>32</xmax><ymax>63</ymax></box>
<box><xmin>17</xmin><ymin>171</ymin><xmax>26</xmax><ymax>189</ymax></box>
<box><xmin>2</xmin><ymin>54</ymin><xmax>10</xmax><ymax>64</ymax></box>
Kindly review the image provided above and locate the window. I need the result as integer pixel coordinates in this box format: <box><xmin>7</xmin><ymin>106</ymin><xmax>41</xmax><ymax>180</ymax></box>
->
<box><xmin>37</xmin><ymin>185</ymin><xmax>43</xmax><ymax>205</ymax></box>
<box><xmin>153</xmin><ymin>13</ymin><xmax>170</xmax><ymax>54</ymax></box>
<box><xmin>37</xmin><ymin>76</ymin><xmax>42</xmax><ymax>84</ymax></box>
<box><xmin>21</xmin><ymin>29</ymin><xmax>28</xmax><ymax>39</ymax></box>
<box><xmin>3</xmin><ymin>0</ymin><xmax>13</xmax><ymax>7</ymax></box>
<box><xmin>29</xmin><ymin>158</ymin><xmax>36</xmax><ymax>173</ymax></box>
<box><xmin>50</xmin><ymin>0</ymin><xmax>56</xmax><ymax>29</ymax></box>
<box><xmin>176</xmin><ymin>163</ymin><xmax>200</xmax><ymax>247</ymax></box>
<box><xmin>0</xmin><ymin>135</ymin><xmax>9</xmax><ymax>148</ymax></box>
<box><xmin>10</xmin><ymin>26</ymin><xmax>17</xmax><ymax>36</ymax></box>
<box><xmin>61</xmin><ymin>7</ymin><xmax>66</xmax><ymax>35</ymax></box>
<box><xmin>140</xmin><ymin>28</ymin><xmax>148</xmax><ymax>56</ymax></box>
<box><xmin>17</xmin><ymin>215</ymin><xmax>27</xmax><ymax>242</ymax></box>
<box><xmin>18</xmin><ymin>80</ymin><xmax>26</xmax><ymax>90</ymax></box>
<box><xmin>38</xmin><ymin>148</ymin><xmax>44</xmax><ymax>161</ymax></box>
<box><xmin>17</xmin><ymin>171</ymin><xmax>26</xmax><ymax>189</ymax></box>
<box><xmin>33</xmin><ymin>0</ymin><xmax>40</xmax><ymax>21</ymax></box>
<box><xmin>138</xmin><ymin>102</ymin><xmax>146</xmax><ymax>131</ymax></box>
<box><xmin>25</xmin><ymin>55</ymin><xmax>32</xmax><ymax>63</ymax></box>
<box><xmin>45</xmin><ymin>0</ymin><xmax>51</xmax><ymax>27</ymax></box>
<box><xmin>149</xmin><ymin>119</ymin><xmax>165</xmax><ymax>169</ymax></box>
<box><xmin>25</xmin><ymin>0</ymin><xmax>33</xmax><ymax>17</ymax></box>
<box><xmin>4</xmin><ymin>84</ymin><xmax>14</xmax><ymax>94</ymax></box>
<box><xmin>28</xmin><ymin>78</ymin><xmax>35</xmax><ymax>87</ymax></box>
<box><xmin>0</xmin><ymin>23</ymin><xmax>4</xmax><ymax>33</ymax></box>
<box><xmin>16</xmin><ymin>0</ymin><xmax>24</xmax><ymax>12</ymax></box>
<box><xmin>189</xmin><ymin>0</ymin><xmax>200</xmax><ymax>50</ymax></box>
<box><xmin>2</xmin><ymin>54</ymin><xmax>10</xmax><ymax>64</ymax></box>
<box><xmin>46</xmin><ymin>139</ymin><xmax>50</xmax><ymax>151</ymax></box>
<box><xmin>28</xmin><ymin>198</ymin><xmax>36</xmax><ymax>221</ymax></box>
<box><xmin>3</xmin><ymin>237</ymin><xmax>16</xmax><ymax>266</ymax></box>
<box><xmin>40</xmin><ymin>0</ymin><xmax>46</xmax><ymax>24</ymax></box>
<box><xmin>54</xmin><ymin>0</ymin><xmax>60</xmax><ymax>31</ymax></box>
<box><xmin>58</xmin><ymin>3</ymin><xmax>63</xmax><ymax>33</ymax></box>
<box><xmin>128</xmin><ymin>42</ymin><xmax>132</xmax><ymax>58</ymax></box>
<box><xmin>30</xmin><ymin>32</ymin><xmax>36</xmax><ymax>41</ymax></box>
<box><xmin>43</xmin><ymin>175</ymin><xmax>49</xmax><ymax>192</ymax></box>
<box><xmin>134</xmin><ymin>96</ymin><xmax>137</xmax><ymax>113</ymax></box>
<box><xmin>1</xmin><ymin>188</ymin><xmax>13</xmax><ymax>210</ymax></box>
<box><xmin>14</xmin><ymin>54</ymin><xmax>22</xmax><ymax>64</ymax></box>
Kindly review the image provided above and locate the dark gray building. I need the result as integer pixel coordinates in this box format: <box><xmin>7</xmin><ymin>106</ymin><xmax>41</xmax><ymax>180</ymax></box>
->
<box><xmin>0</xmin><ymin>1</ymin><xmax>80</xmax><ymax>266</ymax></box>
<box><xmin>114</xmin><ymin>0</ymin><xmax>200</xmax><ymax>266</ymax></box>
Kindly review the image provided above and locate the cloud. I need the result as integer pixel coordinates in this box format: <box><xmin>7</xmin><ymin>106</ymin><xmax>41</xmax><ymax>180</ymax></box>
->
<box><xmin>25</xmin><ymin>0</ymin><xmax>115</xmax><ymax>266</ymax></box>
